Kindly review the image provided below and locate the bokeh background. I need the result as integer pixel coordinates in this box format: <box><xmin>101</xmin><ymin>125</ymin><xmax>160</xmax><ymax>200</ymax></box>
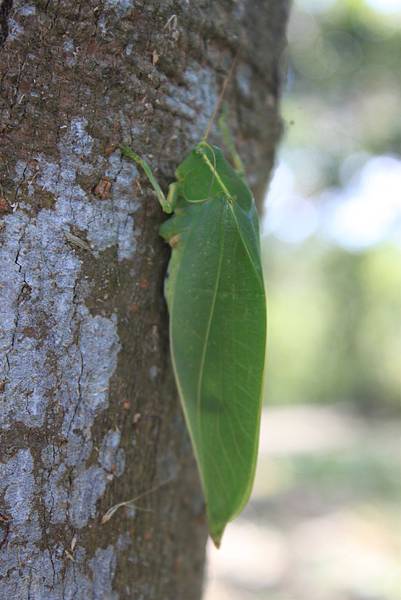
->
<box><xmin>204</xmin><ymin>1</ymin><xmax>401</xmax><ymax>598</ymax></box>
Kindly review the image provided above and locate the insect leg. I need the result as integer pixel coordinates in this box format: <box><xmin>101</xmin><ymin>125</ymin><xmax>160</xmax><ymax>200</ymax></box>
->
<box><xmin>218</xmin><ymin>105</ymin><xmax>246</xmax><ymax>178</ymax></box>
<box><xmin>197</xmin><ymin>142</ymin><xmax>234</xmax><ymax>202</ymax></box>
<box><xmin>120</xmin><ymin>145</ymin><xmax>173</xmax><ymax>214</ymax></box>
<box><xmin>166</xmin><ymin>181</ymin><xmax>179</xmax><ymax>212</ymax></box>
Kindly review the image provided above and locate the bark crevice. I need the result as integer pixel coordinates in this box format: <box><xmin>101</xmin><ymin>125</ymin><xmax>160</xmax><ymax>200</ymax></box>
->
<box><xmin>0</xmin><ymin>0</ymin><xmax>13</xmax><ymax>49</ymax></box>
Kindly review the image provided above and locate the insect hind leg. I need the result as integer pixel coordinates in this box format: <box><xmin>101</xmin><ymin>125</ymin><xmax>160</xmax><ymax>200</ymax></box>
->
<box><xmin>218</xmin><ymin>105</ymin><xmax>246</xmax><ymax>178</ymax></box>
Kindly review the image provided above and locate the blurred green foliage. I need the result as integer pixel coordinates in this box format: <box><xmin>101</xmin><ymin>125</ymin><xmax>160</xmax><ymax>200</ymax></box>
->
<box><xmin>284</xmin><ymin>0</ymin><xmax>401</xmax><ymax>190</ymax></box>
<box><xmin>263</xmin><ymin>0</ymin><xmax>401</xmax><ymax>413</ymax></box>
<box><xmin>264</xmin><ymin>243</ymin><xmax>401</xmax><ymax>413</ymax></box>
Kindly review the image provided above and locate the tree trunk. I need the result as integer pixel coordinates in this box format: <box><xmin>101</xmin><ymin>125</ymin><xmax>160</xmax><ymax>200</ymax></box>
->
<box><xmin>0</xmin><ymin>1</ymin><xmax>289</xmax><ymax>598</ymax></box>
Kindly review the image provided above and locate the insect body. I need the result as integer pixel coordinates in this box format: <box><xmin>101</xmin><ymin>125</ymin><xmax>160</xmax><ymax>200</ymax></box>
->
<box><xmin>122</xmin><ymin>138</ymin><xmax>267</xmax><ymax>547</ymax></box>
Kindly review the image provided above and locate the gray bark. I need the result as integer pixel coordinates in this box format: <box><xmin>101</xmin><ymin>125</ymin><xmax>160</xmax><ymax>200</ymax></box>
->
<box><xmin>0</xmin><ymin>1</ymin><xmax>289</xmax><ymax>598</ymax></box>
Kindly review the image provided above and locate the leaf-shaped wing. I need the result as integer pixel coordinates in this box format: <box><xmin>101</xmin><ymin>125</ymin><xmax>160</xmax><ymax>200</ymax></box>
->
<box><xmin>167</xmin><ymin>197</ymin><xmax>266</xmax><ymax>545</ymax></box>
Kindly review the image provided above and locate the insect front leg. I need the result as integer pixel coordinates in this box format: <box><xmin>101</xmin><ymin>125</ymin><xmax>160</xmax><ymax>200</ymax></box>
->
<box><xmin>120</xmin><ymin>145</ymin><xmax>173</xmax><ymax>214</ymax></box>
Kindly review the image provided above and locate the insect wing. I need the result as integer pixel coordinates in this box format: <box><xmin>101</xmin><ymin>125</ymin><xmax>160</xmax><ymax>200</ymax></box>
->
<box><xmin>167</xmin><ymin>196</ymin><xmax>266</xmax><ymax>546</ymax></box>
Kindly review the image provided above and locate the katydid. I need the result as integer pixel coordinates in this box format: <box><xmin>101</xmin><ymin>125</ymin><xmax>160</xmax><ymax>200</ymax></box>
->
<box><xmin>121</xmin><ymin>93</ymin><xmax>267</xmax><ymax>548</ymax></box>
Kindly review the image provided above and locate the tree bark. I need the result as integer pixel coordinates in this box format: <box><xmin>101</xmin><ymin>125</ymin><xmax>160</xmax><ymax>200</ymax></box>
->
<box><xmin>0</xmin><ymin>1</ymin><xmax>289</xmax><ymax>598</ymax></box>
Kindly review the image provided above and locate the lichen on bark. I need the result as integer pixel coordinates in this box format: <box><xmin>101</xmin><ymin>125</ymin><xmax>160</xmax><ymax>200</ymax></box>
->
<box><xmin>0</xmin><ymin>1</ymin><xmax>289</xmax><ymax>598</ymax></box>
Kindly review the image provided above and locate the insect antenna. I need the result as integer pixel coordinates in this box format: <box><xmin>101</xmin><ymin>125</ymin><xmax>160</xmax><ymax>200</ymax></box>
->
<box><xmin>202</xmin><ymin>50</ymin><xmax>240</xmax><ymax>142</ymax></box>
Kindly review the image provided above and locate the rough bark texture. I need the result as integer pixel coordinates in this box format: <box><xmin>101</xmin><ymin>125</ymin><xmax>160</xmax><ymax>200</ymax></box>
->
<box><xmin>0</xmin><ymin>1</ymin><xmax>289</xmax><ymax>598</ymax></box>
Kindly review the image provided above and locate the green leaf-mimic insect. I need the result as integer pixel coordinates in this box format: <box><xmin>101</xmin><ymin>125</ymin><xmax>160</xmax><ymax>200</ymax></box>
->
<box><xmin>122</xmin><ymin>100</ymin><xmax>267</xmax><ymax>547</ymax></box>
